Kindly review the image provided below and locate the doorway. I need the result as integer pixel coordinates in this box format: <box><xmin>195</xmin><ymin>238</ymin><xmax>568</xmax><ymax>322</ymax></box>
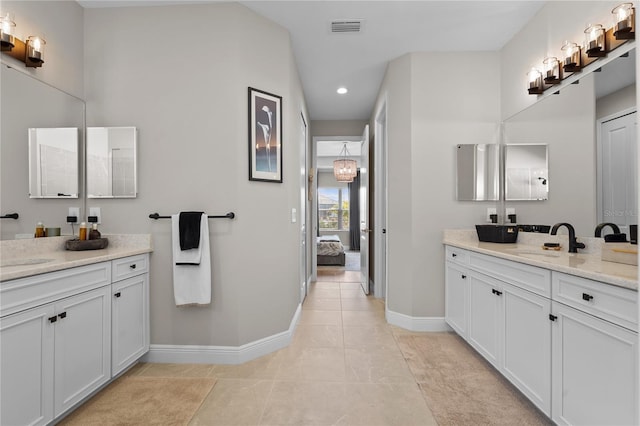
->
<box><xmin>313</xmin><ymin>136</ymin><xmax>365</xmax><ymax>285</ymax></box>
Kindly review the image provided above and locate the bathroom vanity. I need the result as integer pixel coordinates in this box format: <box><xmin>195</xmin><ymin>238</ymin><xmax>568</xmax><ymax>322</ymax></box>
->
<box><xmin>0</xmin><ymin>235</ymin><xmax>152</xmax><ymax>426</ymax></box>
<box><xmin>444</xmin><ymin>230</ymin><xmax>638</xmax><ymax>425</ymax></box>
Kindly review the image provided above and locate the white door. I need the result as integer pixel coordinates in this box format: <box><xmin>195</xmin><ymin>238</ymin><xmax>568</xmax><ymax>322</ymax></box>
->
<box><xmin>0</xmin><ymin>304</ymin><xmax>55</xmax><ymax>426</ymax></box>
<box><xmin>551</xmin><ymin>301</ymin><xmax>638</xmax><ymax>426</ymax></box>
<box><xmin>359</xmin><ymin>125</ymin><xmax>370</xmax><ymax>295</ymax></box>
<box><xmin>598</xmin><ymin>110</ymin><xmax>637</xmax><ymax>233</ymax></box>
<box><xmin>374</xmin><ymin>103</ymin><xmax>388</xmax><ymax>300</ymax></box>
<box><xmin>300</xmin><ymin>113</ymin><xmax>308</xmax><ymax>302</ymax></box>
<box><xmin>54</xmin><ymin>286</ymin><xmax>111</xmax><ymax>417</ymax></box>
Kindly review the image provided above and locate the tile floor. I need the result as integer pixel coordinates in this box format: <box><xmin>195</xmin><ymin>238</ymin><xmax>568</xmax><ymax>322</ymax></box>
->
<box><xmin>114</xmin><ymin>269</ymin><xmax>544</xmax><ymax>425</ymax></box>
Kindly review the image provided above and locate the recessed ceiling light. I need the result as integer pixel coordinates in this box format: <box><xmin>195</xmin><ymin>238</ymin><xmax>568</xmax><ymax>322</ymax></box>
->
<box><xmin>337</xmin><ymin>87</ymin><xmax>348</xmax><ymax>94</ymax></box>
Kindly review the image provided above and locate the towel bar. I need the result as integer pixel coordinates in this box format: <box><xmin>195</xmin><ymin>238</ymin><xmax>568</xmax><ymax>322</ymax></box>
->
<box><xmin>149</xmin><ymin>212</ymin><xmax>235</xmax><ymax>220</ymax></box>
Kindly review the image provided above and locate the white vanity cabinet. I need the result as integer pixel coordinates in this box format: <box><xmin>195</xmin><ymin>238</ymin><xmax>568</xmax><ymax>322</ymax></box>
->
<box><xmin>444</xmin><ymin>245</ymin><xmax>638</xmax><ymax>424</ymax></box>
<box><xmin>111</xmin><ymin>255</ymin><xmax>149</xmax><ymax>376</ymax></box>
<box><xmin>550</xmin><ymin>272</ymin><xmax>638</xmax><ymax>426</ymax></box>
<box><xmin>0</xmin><ymin>253</ymin><xmax>150</xmax><ymax>425</ymax></box>
<box><xmin>0</xmin><ymin>263</ymin><xmax>111</xmax><ymax>425</ymax></box>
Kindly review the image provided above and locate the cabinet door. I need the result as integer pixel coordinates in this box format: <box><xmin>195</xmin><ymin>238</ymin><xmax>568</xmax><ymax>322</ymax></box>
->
<box><xmin>54</xmin><ymin>286</ymin><xmax>111</xmax><ymax>417</ymax></box>
<box><xmin>552</xmin><ymin>302</ymin><xmax>638</xmax><ymax>426</ymax></box>
<box><xmin>445</xmin><ymin>262</ymin><xmax>468</xmax><ymax>337</ymax></box>
<box><xmin>0</xmin><ymin>304</ymin><xmax>55</xmax><ymax>426</ymax></box>
<box><xmin>468</xmin><ymin>271</ymin><xmax>502</xmax><ymax>368</ymax></box>
<box><xmin>112</xmin><ymin>274</ymin><xmax>149</xmax><ymax>376</ymax></box>
<box><xmin>502</xmin><ymin>284</ymin><xmax>551</xmax><ymax>416</ymax></box>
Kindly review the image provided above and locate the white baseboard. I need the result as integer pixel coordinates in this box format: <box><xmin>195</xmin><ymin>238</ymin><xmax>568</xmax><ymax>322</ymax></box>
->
<box><xmin>385</xmin><ymin>308</ymin><xmax>452</xmax><ymax>332</ymax></box>
<box><xmin>143</xmin><ymin>303</ymin><xmax>302</xmax><ymax>365</ymax></box>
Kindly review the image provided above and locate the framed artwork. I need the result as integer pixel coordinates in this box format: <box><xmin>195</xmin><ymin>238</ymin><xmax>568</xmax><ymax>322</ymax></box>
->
<box><xmin>248</xmin><ymin>87</ymin><xmax>282</xmax><ymax>182</ymax></box>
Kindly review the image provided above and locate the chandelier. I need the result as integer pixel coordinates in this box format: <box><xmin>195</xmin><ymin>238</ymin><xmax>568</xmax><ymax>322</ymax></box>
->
<box><xmin>333</xmin><ymin>142</ymin><xmax>357</xmax><ymax>182</ymax></box>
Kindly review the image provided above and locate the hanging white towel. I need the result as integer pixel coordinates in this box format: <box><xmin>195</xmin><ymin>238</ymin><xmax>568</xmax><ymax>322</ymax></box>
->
<box><xmin>172</xmin><ymin>213</ymin><xmax>211</xmax><ymax>306</ymax></box>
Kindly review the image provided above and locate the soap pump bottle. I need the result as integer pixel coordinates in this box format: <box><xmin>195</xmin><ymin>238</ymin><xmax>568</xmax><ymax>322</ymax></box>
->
<box><xmin>79</xmin><ymin>222</ymin><xmax>88</xmax><ymax>241</ymax></box>
<box><xmin>34</xmin><ymin>222</ymin><xmax>45</xmax><ymax>238</ymax></box>
<box><xmin>89</xmin><ymin>223</ymin><xmax>101</xmax><ymax>240</ymax></box>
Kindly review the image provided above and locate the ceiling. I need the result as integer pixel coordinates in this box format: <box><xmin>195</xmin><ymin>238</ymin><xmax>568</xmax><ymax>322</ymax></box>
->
<box><xmin>77</xmin><ymin>1</ymin><xmax>546</xmax><ymax>120</ymax></box>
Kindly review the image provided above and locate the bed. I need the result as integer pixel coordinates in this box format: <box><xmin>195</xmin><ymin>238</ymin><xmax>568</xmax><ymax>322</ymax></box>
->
<box><xmin>317</xmin><ymin>235</ymin><xmax>346</xmax><ymax>266</ymax></box>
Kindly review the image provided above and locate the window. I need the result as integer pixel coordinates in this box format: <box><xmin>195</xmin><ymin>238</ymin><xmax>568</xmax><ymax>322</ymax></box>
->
<box><xmin>318</xmin><ymin>187</ymin><xmax>349</xmax><ymax>230</ymax></box>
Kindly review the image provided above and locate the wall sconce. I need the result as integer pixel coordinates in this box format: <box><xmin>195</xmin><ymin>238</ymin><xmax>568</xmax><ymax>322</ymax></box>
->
<box><xmin>612</xmin><ymin>3</ymin><xmax>635</xmax><ymax>40</ymax></box>
<box><xmin>543</xmin><ymin>57</ymin><xmax>561</xmax><ymax>84</ymax></box>
<box><xmin>1</xmin><ymin>12</ymin><xmax>15</xmax><ymax>50</ymax></box>
<box><xmin>527</xmin><ymin>67</ymin><xmax>544</xmax><ymax>95</ymax></box>
<box><xmin>0</xmin><ymin>13</ymin><xmax>45</xmax><ymax>68</ymax></box>
<box><xmin>584</xmin><ymin>23</ymin><xmax>606</xmax><ymax>57</ymax></box>
<box><xmin>26</xmin><ymin>36</ymin><xmax>45</xmax><ymax>65</ymax></box>
<box><xmin>561</xmin><ymin>41</ymin><xmax>581</xmax><ymax>72</ymax></box>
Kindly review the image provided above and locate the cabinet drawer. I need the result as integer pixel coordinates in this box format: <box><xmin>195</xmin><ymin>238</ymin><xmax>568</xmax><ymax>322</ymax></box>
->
<box><xmin>469</xmin><ymin>251</ymin><xmax>551</xmax><ymax>297</ymax></box>
<box><xmin>112</xmin><ymin>255</ymin><xmax>148</xmax><ymax>282</ymax></box>
<box><xmin>0</xmin><ymin>262</ymin><xmax>111</xmax><ymax>318</ymax></box>
<box><xmin>552</xmin><ymin>272</ymin><xmax>637</xmax><ymax>332</ymax></box>
<box><xmin>445</xmin><ymin>246</ymin><xmax>469</xmax><ymax>265</ymax></box>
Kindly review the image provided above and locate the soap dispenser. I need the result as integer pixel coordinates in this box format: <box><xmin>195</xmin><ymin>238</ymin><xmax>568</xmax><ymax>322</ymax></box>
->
<box><xmin>89</xmin><ymin>223</ymin><xmax>101</xmax><ymax>240</ymax></box>
<box><xmin>34</xmin><ymin>222</ymin><xmax>45</xmax><ymax>238</ymax></box>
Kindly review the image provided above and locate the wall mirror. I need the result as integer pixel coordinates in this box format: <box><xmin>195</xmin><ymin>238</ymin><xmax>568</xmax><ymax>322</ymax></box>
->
<box><xmin>28</xmin><ymin>127</ymin><xmax>79</xmax><ymax>198</ymax></box>
<box><xmin>504</xmin><ymin>144</ymin><xmax>548</xmax><ymax>201</ymax></box>
<box><xmin>501</xmin><ymin>46</ymin><xmax>636</xmax><ymax>236</ymax></box>
<box><xmin>86</xmin><ymin>127</ymin><xmax>137</xmax><ymax>198</ymax></box>
<box><xmin>455</xmin><ymin>144</ymin><xmax>500</xmax><ymax>201</ymax></box>
<box><xmin>0</xmin><ymin>65</ymin><xmax>85</xmax><ymax>240</ymax></box>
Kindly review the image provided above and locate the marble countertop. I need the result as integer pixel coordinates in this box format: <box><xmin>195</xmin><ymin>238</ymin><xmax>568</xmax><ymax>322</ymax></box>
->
<box><xmin>0</xmin><ymin>234</ymin><xmax>153</xmax><ymax>282</ymax></box>
<box><xmin>443</xmin><ymin>229</ymin><xmax>637</xmax><ymax>291</ymax></box>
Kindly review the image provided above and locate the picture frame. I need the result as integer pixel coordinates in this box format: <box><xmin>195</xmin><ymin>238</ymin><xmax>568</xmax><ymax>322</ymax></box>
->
<box><xmin>248</xmin><ymin>87</ymin><xmax>283</xmax><ymax>182</ymax></box>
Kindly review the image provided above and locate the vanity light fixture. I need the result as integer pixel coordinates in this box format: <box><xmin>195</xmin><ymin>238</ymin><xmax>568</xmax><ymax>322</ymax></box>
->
<box><xmin>527</xmin><ymin>67</ymin><xmax>544</xmax><ymax>95</ymax></box>
<box><xmin>0</xmin><ymin>12</ymin><xmax>15</xmax><ymax>51</ymax></box>
<box><xmin>584</xmin><ymin>23</ymin><xmax>606</xmax><ymax>57</ymax></box>
<box><xmin>543</xmin><ymin>56</ymin><xmax>561</xmax><ymax>84</ymax></box>
<box><xmin>561</xmin><ymin>41</ymin><xmax>581</xmax><ymax>72</ymax></box>
<box><xmin>333</xmin><ymin>142</ymin><xmax>357</xmax><ymax>182</ymax></box>
<box><xmin>0</xmin><ymin>13</ymin><xmax>46</xmax><ymax>68</ymax></box>
<box><xmin>612</xmin><ymin>3</ymin><xmax>635</xmax><ymax>40</ymax></box>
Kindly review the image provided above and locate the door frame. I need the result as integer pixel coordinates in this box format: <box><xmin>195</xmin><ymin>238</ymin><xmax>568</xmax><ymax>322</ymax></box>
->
<box><xmin>374</xmin><ymin>99</ymin><xmax>388</xmax><ymax>300</ymax></box>
<box><xmin>300</xmin><ymin>112</ymin><xmax>308</xmax><ymax>303</ymax></box>
<box><xmin>311</xmin><ymin>135</ymin><xmax>364</xmax><ymax>282</ymax></box>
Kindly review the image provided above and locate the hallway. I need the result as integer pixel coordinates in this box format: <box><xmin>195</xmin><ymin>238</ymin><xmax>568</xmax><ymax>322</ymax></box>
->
<box><xmin>62</xmin><ymin>272</ymin><xmax>549</xmax><ymax>425</ymax></box>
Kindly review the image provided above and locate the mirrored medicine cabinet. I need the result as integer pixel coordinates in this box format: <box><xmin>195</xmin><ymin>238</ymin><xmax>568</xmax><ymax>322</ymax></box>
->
<box><xmin>86</xmin><ymin>127</ymin><xmax>138</xmax><ymax>198</ymax></box>
<box><xmin>456</xmin><ymin>143</ymin><xmax>548</xmax><ymax>201</ymax></box>
<box><xmin>28</xmin><ymin>127</ymin><xmax>79</xmax><ymax>198</ymax></box>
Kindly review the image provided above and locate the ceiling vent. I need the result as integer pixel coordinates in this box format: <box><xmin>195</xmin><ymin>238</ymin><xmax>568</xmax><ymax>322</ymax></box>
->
<box><xmin>331</xmin><ymin>20</ymin><xmax>362</xmax><ymax>33</ymax></box>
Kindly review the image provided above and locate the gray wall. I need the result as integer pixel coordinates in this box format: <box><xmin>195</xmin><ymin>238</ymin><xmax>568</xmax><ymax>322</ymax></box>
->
<box><xmin>371</xmin><ymin>52</ymin><xmax>501</xmax><ymax>318</ymax></box>
<box><xmin>84</xmin><ymin>3</ymin><xmax>306</xmax><ymax>346</ymax></box>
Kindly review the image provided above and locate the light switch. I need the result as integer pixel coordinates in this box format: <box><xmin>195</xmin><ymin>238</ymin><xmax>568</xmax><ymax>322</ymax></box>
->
<box><xmin>291</xmin><ymin>208</ymin><xmax>297</xmax><ymax>223</ymax></box>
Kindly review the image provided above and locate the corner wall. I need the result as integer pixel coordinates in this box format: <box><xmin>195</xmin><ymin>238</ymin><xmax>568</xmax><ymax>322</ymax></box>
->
<box><xmin>84</xmin><ymin>3</ymin><xmax>305</xmax><ymax>349</ymax></box>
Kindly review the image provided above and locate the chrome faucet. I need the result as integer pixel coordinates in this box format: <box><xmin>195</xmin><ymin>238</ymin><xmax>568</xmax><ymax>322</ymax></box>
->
<box><xmin>594</xmin><ymin>222</ymin><xmax>621</xmax><ymax>237</ymax></box>
<box><xmin>551</xmin><ymin>223</ymin><xmax>585</xmax><ymax>253</ymax></box>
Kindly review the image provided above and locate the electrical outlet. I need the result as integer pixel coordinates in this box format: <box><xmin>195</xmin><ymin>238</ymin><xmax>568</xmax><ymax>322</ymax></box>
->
<box><xmin>67</xmin><ymin>207</ymin><xmax>79</xmax><ymax>223</ymax></box>
<box><xmin>291</xmin><ymin>208</ymin><xmax>297</xmax><ymax>223</ymax></box>
<box><xmin>486</xmin><ymin>208</ymin><xmax>497</xmax><ymax>223</ymax></box>
<box><xmin>89</xmin><ymin>207</ymin><xmax>101</xmax><ymax>224</ymax></box>
<box><xmin>506</xmin><ymin>208</ymin><xmax>515</xmax><ymax>216</ymax></box>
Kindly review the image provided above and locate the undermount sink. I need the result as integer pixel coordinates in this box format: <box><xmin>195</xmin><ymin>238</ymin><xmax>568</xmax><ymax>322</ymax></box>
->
<box><xmin>1</xmin><ymin>258</ymin><xmax>54</xmax><ymax>267</ymax></box>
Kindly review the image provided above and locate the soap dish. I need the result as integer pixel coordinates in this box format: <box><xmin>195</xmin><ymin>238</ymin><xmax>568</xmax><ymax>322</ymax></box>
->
<box><xmin>542</xmin><ymin>243</ymin><xmax>562</xmax><ymax>251</ymax></box>
<box><xmin>65</xmin><ymin>238</ymin><xmax>109</xmax><ymax>251</ymax></box>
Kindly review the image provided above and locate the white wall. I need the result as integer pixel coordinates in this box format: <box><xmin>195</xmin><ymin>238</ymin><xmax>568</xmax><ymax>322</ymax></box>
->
<box><xmin>84</xmin><ymin>3</ymin><xmax>305</xmax><ymax>347</ymax></box>
<box><xmin>597</xmin><ymin>84</ymin><xmax>637</xmax><ymax>119</ymax></box>
<box><xmin>373</xmin><ymin>52</ymin><xmax>501</xmax><ymax>318</ymax></box>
